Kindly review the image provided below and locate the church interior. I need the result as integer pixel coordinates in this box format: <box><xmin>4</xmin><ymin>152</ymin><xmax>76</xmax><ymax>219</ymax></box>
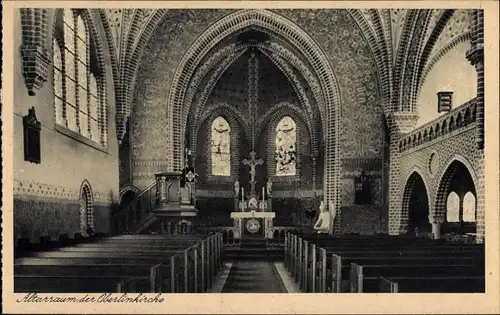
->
<box><xmin>12</xmin><ymin>8</ymin><xmax>486</xmax><ymax>293</ymax></box>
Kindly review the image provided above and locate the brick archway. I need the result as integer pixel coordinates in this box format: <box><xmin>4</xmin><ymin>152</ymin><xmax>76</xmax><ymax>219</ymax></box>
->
<box><xmin>434</xmin><ymin>155</ymin><xmax>478</xmax><ymax>220</ymax></box>
<box><xmin>401</xmin><ymin>169</ymin><xmax>432</xmax><ymax>234</ymax></box>
<box><xmin>167</xmin><ymin>10</ymin><xmax>342</xmax><ymax>231</ymax></box>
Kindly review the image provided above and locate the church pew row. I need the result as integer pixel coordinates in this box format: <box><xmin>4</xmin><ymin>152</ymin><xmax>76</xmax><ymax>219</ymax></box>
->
<box><xmin>379</xmin><ymin>276</ymin><xmax>485</xmax><ymax>293</ymax></box>
<box><xmin>284</xmin><ymin>232</ymin><xmax>485</xmax><ymax>293</ymax></box>
<box><xmin>316</xmin><ymin>248</ymin><xmax>483</xmax><ymax>293</ymax></box>
<box><xmin>14</xmin><ymin>233</ymin><xmax>223</xmax><ymax>293</ymax></box>
<box><xmin>14</xmin><ymin>238</ymin><xmax>219</xmax><ymax>296</ymax></box>
<box><xmin>286</xmin><ymin>232</ymin><xmax>483</xmax><ymax>292</ymax></box>
<box><xmin>350</xmin><ymin>263</ymin><xmax>485</xmax><ymax>293</ymax></box>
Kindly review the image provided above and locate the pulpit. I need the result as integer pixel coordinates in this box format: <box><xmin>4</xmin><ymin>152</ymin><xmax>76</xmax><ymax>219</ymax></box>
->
<box><xmin>154</xmin><ymin>171</ymin><xmax>198</xmax><ymax>234</ymax></box>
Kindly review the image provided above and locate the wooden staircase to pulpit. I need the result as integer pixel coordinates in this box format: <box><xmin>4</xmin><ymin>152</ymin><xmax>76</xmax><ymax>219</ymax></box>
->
<box><xmin>116</xmin><ymin>172</ymin><xmax>198</xmax><ymax>235</ymax></box>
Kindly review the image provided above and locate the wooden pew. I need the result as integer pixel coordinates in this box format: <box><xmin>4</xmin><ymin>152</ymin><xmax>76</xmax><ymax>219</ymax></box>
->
<box><xmin>350</xmin><ymin>263</ymin><xmax>485</xmax><ymax>292</ymax></box>
<box><xmin>15</xmin><ymin>275</ymin><xmax>149</xmax><ymax>293</ymax></box>
<box><xmin>14</xmin><ymin>264</ymin><xmax>162</xmax><ymax>293</ymax></box>
<box><xmin>289</xmin><ymin>233</ymin><xmax>484</xmax><ymax>292</ymax></box>
<box><xmin>330</xmin><ymin>252</ymin><xmax>484</xmax><ymax>293</ymax></box>
<box><xmin>17</xmin><ymin>235</ymin><xmax>222</xmax><ymax>292</ymax></box>
<box><xmin>300</xmin><ymin>240</ymin><xmax>483</xmax><ymax>292</ymax></box>
<box><xmin>14</xmin><ymin>233</ymin><xmax>223</xmax><ymax>294</ymax></box>
<box><xmin>379</xmin><ymin>275</ymin><xmax>485</xmax><ymax>293</ymax></box>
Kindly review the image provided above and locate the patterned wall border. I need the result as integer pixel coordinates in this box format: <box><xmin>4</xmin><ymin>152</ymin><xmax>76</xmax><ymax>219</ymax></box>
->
<box><xmin>14</xmin><ymin>180</ymin><xmax>116</xmax><ymax>205</ymax></box>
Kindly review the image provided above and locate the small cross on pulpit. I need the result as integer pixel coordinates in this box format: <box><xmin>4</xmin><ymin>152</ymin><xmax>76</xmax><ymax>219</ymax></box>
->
<box><xmin>242</xmin><ymin>151</ymin><xmax>263</xmax><ymax>196</ymax></box>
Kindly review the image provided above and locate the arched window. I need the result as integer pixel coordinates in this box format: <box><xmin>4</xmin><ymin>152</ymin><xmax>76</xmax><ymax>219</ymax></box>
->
<box><xmin>463</xmin><ymin>191</ymin><xmax>476</xmax><ymax>222</ymax></box>
<box><xmin>211</xmin><ymin>117</ymin><xmax>231</xmax><ymax>176</ymax></box>
<box><xmin>446</xmin><ymin>191</ymin><xmax>460</xmax><ymax>222</ymax></box>
<box><xmin>52</xmin><ymin>9</ymin><xmax>105</xmax><ymax>146</ymax></box>
<box><xmin>275</xmin><ymin>116</ymin><xmax>297</xmax><ymax>176</ymax></box>
<box><xmin>79</xmin><ymin>181</ymin><xmax>94</xmax><ymax>235</ymax></box>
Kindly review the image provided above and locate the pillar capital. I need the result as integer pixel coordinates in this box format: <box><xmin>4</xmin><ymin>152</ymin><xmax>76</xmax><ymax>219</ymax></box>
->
<box><xmin>386</xmin><ymin>111</ymin><xmax>419</xmax><ymax>135</ymax></box>
<box><xmin>466</xmin><ymin>44</ymin><xmax>484</xmax><ymax>67</ymax></box>
<box><xmin>428</xmin><ymin>214</ymin><xmax>445</xmax><ymax>225</ymax></box>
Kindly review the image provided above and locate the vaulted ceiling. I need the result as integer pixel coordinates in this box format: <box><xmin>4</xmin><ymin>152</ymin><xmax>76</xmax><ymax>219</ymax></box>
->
<box><xmin>98</xmin><ymin>9</ymin><xmax>474</xmax><ymax>142</ymax></box>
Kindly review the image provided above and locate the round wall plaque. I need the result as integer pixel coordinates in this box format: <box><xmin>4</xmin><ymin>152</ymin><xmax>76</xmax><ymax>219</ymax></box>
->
<box><xmin>429</xmin><ymin>152</ymin><xmax>439</xmax><ymax>176</ymax></box>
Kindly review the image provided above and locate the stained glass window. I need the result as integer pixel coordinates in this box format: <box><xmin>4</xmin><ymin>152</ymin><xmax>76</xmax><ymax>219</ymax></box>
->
<box><xmin>446</xmin><ymin>191</ymin><xmax>460</xmax><ymax>222</ymax></box>
<box><xmin>275</xmin><ymin>116</ymin><xmax>297</xmax><ymax>176</ymax></box>
<box><xmin>53</xmin><ymin>39</ymin><xmax>64</xmax><ymax>125</ymax></box>
<box><xmin>211</xmin><ymin>117</ymin><xmax>231</xmax><ymax>176</ymax></box>
<box><xmin>462</xmin><ymin>191</ymin><xmax>476</xmax><ymax>222</ymax></box>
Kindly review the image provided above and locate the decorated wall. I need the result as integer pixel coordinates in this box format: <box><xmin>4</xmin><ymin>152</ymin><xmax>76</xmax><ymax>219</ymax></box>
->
<box><xmin>13</xmin><ymin>10</ymin><xmax>119</xmax><ymax>245</ymax></box>
<box><xmin>131</xmin><ymin>9</ymin><xmax>234</xmax><ymax>190</ymax></box>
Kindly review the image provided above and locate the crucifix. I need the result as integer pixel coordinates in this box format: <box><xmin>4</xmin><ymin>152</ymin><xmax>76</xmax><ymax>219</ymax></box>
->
<box><xmin>242</xmin><ymin>151</ymin><xmax>264</xmax><ymax>196</ymax></box>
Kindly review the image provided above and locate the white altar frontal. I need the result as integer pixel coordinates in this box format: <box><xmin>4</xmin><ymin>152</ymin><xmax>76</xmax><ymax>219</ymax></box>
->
<box><xmin>230</xmin><ymin>211</ymin><xmax>275</xmax><ymax>239</ymax></box>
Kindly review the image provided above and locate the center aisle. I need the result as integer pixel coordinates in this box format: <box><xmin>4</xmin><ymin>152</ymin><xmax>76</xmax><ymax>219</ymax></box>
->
<box><xmin>221</xmin><ymin>261</ymin><xmax>288</xmax><ymax>293</ymax></box>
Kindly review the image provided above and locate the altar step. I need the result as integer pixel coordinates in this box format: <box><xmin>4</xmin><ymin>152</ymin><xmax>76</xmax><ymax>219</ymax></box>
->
<box><xmin>224</xmin><ymin>248</ymin><xmax>284</xmax><ymax>261</ymax></box>
<box><xmin>224</xmin><ymin>238</ymin><xmax>284</xmax><ymax>262</ymax></box>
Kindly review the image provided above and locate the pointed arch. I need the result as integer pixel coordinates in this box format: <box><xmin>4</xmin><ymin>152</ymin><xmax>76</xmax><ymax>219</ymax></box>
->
<box><xmin>79</xmin><ymin>180</ymin><xmax>94</xmax><ymax>234</ymax></box>
<box><xmin>434</xmin><ymin>154</ymin><xmax>478</xmax><ymax>219</ymax></box>
<box><xmin>51</xmin><ymin>9</ymin><xmax>109</xmax><ymax>147</ymax></box>
<box><xmin>401</xmin><ymin>168</ymin><xmax>432</xmax><ymax>234</ymax></box>
<box><xmin>275</xmin><ymin>116</ymin><xmax>297</xmax><ymax>176</ymax></box>
<box><xmin>211</xmin><ymin>116</ymin><xmax>231</xmax><ymax>177</ymax></box>
<box><xmin>166</xmin><ymin>9</ymin><xmax>341</xmax><ymax>223</ymax></box>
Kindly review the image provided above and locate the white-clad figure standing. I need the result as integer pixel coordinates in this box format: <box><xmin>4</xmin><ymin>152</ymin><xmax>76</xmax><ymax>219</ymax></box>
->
<box><xmin>313</xmin><ymin>201</ymin><xmax>331</xmax><ymax>234</ymax></box>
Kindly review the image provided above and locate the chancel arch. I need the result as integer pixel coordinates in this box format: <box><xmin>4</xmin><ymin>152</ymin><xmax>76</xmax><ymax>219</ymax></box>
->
<box><xmin>166</xmin><ymin>10</ymin><xmax>341</xmax><ymax>223</ymax></box>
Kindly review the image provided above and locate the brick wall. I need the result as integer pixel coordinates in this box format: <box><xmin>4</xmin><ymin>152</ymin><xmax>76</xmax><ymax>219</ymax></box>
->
<box><xmin>13</xmin><ymin>10</ymin><xmax>119</xmax><ymax>244</ymax></box>
<box><xmin>398</xmin><ymin>123</ymin><xmax>483</xmax><ymax>240</ymax></box>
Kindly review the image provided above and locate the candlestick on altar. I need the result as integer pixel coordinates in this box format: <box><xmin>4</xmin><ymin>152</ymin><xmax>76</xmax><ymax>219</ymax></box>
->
<box><xmin>262</xmin><ymin>187</ymin><xmax>265</xmax><ymax>202</ymax></box>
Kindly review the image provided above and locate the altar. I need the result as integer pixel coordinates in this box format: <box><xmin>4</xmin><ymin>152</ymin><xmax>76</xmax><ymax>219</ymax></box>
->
<box><xmin>230</xmin><ymin>211</ymin><xmax>275</xmax><ymax>239</ymax></box>
<box><xmin>230</xmin><ymin>150</ymin><xmax>276</xmax><ymax>239</ymax></box>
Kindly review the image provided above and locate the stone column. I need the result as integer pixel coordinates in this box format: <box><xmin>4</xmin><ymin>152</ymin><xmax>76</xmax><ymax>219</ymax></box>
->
<box><xmin>429</xmin><ymin>215</ymin><xmax>445</xmax><ymax>240</ymax></box>
<box><xmin>387</xmin><ymin>112</ymin><xmax>419</xmax><ymax>235</ymax></box>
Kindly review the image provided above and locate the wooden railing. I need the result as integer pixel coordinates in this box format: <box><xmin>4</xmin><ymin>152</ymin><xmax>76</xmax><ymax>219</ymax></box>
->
<box><xmin>113</xmin><ymin>181</ymin><xmax>158</xmax><ymax>234</ymax></box>
<box><xmin>267</xmin><ymin>226</ymin><xmax>311</xmax><ymax>246</ymax></box>
<box><xmin>399</xmin><ymin>98</ymin><xmax>477</xmax><ymax>153</ymax></box>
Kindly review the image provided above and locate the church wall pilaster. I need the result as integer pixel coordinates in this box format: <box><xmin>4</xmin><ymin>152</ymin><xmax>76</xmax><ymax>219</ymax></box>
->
<box><xmin>387</xmin><ymin>112</ymin><xmax>419</xmax><ymax>235</ymax></box>
<box><xmin>465</xmin><ymin>9</ymin><xmax>485</xmax><ymax>243</ymax></box>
